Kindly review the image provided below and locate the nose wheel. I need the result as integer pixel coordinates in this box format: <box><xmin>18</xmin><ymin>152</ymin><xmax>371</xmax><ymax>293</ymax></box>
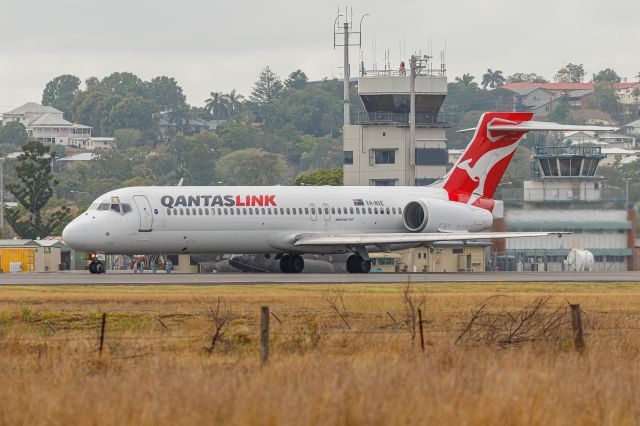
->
<box><xmin>279</xmin><ymin>254</ymin><xmax>305</xmax><ymax>273</ymax></box>
<box><xmin>89</xmin><ymin>261</ymin><xmax>105</xmax><ymax>274</ymax></box>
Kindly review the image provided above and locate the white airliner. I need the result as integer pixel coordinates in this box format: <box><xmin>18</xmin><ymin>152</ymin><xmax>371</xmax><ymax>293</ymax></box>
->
<box><xmin>62</xmin><ymin>112</ymin><xmax>616</xmax><ymax>274</ymax></box>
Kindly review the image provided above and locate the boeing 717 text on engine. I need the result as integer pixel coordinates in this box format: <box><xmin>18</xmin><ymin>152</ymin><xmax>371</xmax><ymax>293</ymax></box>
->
<box><xmin>62</xmin><ymin>112</ymin><xmax>616</xmax><ymax>274</ymax></box>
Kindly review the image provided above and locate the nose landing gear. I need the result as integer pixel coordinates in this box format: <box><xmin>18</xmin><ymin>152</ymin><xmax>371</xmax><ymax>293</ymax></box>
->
<box><xmin>87</xmin><ymin>253</ymin><xmax>106</xmax><ymax>274</ymax></box>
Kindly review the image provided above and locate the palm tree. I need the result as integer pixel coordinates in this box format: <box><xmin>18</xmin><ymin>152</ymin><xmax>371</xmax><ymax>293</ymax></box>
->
<box><xmin>636</xmin><ymin>71</ymin><xmax>640</xmax><ymax>82</ymax></box>
<box><xmin>205</xmin><ymin>92</ymin><xmax>230</xmax><ymax>118</ymax></box>
<box><xmin>455</xmin><ymin>73</ymin><xmax>476</xmax><ymax>87</ymax></box>
<box><xmin>225</xmin><ymin>89</ymin><xmax>244</xmax><ymax>114</ymax></box>
<box><xmin>481</xmin><ymin>69</ymin><xmax>506</xmax><ymax>89</ymax></box>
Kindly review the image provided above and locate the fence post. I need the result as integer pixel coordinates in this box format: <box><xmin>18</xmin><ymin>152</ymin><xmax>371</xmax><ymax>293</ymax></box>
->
<box><xmin>99</xmin><ymin>313</ymin><xmax>107</xmax><ymax>355</ymax></box>
<box><xmin>260</xmin><ymin>306</ymin><xmax>270</xmax><ymax>364</ymax></box>
<box><xmin>418</xmin><ymin>308</ymin><xmax>425</xmax><ymax>351</ymax></box>
<box><xmin>569</xmin><ymin>304</ymin><xmax>585</xmax><ymax>351</ymax></box>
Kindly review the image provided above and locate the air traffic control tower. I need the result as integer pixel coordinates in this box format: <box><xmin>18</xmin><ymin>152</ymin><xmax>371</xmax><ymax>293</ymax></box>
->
<box><xmin>343</xmin><ymin>65</ymin><xmax>450</xmax><ymax>186</ymax></box>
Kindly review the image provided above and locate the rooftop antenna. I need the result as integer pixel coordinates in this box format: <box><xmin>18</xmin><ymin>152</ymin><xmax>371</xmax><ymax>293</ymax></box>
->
<box><xmin>334</xmin><ymin>8</ymin><xmax>369</xmax><ymax>126</ymax></box>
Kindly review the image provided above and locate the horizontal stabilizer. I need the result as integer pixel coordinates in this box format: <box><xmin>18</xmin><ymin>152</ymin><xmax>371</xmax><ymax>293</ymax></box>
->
<box><xmin>459</xmin><ymin>121</ymin><xmax>618</xmax><ymax>133</ymax></box>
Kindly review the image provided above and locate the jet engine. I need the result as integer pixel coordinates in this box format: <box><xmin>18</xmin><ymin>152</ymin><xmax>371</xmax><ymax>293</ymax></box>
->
<box><xmin>402</xmin><ymin>199</ymin><xmax>492</xmax><ymax>233</ymax></box>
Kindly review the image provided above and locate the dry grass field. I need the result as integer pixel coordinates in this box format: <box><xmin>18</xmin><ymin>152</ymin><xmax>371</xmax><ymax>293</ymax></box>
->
<box><xmin>0</xmin><ymin>281</ymin><xmax>638</xmax><ymax>425</ymax></box>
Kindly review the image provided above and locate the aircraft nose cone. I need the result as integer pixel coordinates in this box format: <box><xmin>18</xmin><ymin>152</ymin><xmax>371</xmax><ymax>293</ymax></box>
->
<box><xmin>62</xmin><ymin>221</ymin><xmax>87</xmax><ymax>250</ymax></box>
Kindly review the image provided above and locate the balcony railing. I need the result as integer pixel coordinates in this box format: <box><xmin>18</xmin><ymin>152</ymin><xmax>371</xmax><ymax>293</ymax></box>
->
<box><xmin>350</xmin><ymin>111</ymin><xmax>454</xmax><ymax>127</ymax></box>
<box><xmin>533</xmin><ymin>145</ymin><xmax>604</xmax><ymax>158</ymax></box>
<box><xmin>497</xmin><ymin>187</ymin><xmax>625</xmax><ymax>203</ymax></box>
<box><xmin>359</xmin><ymin>69</ymin><xmax>446</xmax><ymax>78</ymax></box>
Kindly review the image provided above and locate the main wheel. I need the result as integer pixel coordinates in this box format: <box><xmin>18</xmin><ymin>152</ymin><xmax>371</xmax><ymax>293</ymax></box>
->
<box><xmin>89</xmin><ymin>262</ymin><xmax>97</xmax><ymax>274</ymax></box>
<box><xmin>346</xmin><ymin>255</ymin><xmax>360</xmax><ymax>273</ymax></box>
<box><xmin>290</xmin><ymin>255</ymin><xmax>305</xmax><ymax>273</ymax></box>
<box><xmin>95</xmin><ymin>261</ymin><xmax>106</xmax><ymax>274</ymax></box>
<box><xmin>279</xmin><ymin>255</ymin><xmax>292</xmax><ymax>273</ymax></box>
<box><xmin>359</xmin><ymin>259</ymin><xmax>372</xmax><ymax>274</ymax></box>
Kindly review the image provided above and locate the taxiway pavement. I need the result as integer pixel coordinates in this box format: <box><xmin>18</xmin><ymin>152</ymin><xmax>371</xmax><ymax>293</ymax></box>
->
<box><xmin>0</xmin><ymin>271</ymin><xmax>639</xmax><ymax>286</ymax></box>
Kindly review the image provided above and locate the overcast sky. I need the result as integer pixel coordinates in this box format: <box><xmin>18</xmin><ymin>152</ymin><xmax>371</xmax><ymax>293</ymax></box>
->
<box><xmin>0</xmin><ymin>0</ymin><xmax>638</xmax><ymax>111</ymax></box>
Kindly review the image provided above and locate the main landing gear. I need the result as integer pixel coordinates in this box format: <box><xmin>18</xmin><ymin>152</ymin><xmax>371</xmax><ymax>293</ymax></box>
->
<box><xmin>346</xmin><ymin>255</ymin><xmax>371</xmax><ymax>274</ymax></box>
<box><xmin>279</xmin><ymin>254</ymin><xmax>305</xmax><ymax>273</ymax></box>
<box><xmin>89</xmin><ymin>261</ymin><xmax>105</xmax><ymax>274</ymax></box>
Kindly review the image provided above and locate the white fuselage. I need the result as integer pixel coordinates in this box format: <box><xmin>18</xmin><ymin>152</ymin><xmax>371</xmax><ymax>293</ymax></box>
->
<box><xmin>62</xmin><ymin>185</ymin><xmax>493</xmax><ymax>255</ymax></box>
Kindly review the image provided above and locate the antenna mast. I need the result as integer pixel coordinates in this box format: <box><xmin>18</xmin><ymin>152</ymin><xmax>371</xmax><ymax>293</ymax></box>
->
<box><xmin>334</xmin><ymin>9</ymin><xmax>369</xmax><ymax>127</ymax></box>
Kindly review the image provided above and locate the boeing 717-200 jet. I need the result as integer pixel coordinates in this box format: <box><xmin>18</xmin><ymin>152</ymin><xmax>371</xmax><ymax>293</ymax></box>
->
<box><xmin>62</xmin><ymin>112</ymin><xmax>616</xmax><ymax>274</ymax></box>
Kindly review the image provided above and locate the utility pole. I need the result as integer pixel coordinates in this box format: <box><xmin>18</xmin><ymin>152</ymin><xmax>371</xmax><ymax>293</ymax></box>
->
<box><xmin>334</xmin><ymin>9</ymin><xmax>368</xmax><ymax>127</ymax></box>
<box><xmin>408</xmin><ymin>55</ymin><xmax>430</xmax><ymax>186</ymax></box>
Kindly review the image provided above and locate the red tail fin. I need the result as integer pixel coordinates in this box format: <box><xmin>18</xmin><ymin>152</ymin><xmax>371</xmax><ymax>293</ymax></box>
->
<box><xmin>435</xmin><ymin>112</ymin><xmax>534</xmax><ymax>208</ymax></box>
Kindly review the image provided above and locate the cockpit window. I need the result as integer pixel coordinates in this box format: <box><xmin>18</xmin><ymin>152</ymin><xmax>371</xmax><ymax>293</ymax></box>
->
<box><xmin>97</xmin><ymin>203</ymin><xmax>110</xmax><ymax>211</ymax></box>
<box><xmin>110</xmin><ymin>204</ymin><xmax>121</xmax><ymax>213</ymax></box>
<box><xmin>122</xmin><ymin>203</ymin><xmax>132</xmax><ymax>214</ymax></box>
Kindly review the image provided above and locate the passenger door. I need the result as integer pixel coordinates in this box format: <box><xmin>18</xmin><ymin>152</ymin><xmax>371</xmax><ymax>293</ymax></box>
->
<box><xmin>133</xmin><ymin>195</ymin><xmax>153</xmax><ymax>232</ymax></box>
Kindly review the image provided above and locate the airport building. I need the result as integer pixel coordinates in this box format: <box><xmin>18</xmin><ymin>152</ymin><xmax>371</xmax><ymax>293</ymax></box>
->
<box><xmin>495</xmin><ymin>145</ymin><xmax>635</xmax><ymax>271</ymax></box>
<box><xmin>343</xmin><ymin>68</ymin><xmax>450</xmax><ymax>186</ymax></box>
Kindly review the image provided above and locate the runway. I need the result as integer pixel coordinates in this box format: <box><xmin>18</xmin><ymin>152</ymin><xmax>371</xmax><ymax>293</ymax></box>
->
<box><xmin>1</xmin><ymin>271</ymin><xmax>639</xmax><ymax>286</ymax></box>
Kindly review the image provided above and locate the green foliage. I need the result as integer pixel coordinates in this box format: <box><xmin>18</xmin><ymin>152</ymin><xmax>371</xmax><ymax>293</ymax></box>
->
<box><xmin>71</xmin><ymin>88</ymin><xmax>122</xmax><ymax>136</ymax></box>
<box><xmin>507</xmin><ymin>73</ymin><xmax>548</xmax><ymax>83</ymax></box>
<box><xmin>0</xmin><ymin>122</ymin><xmax>28</xmax><ymax>146</ymax></box>
<box><xmin>216</xmin><ymin>149</ymin><xmax>289</xmax><ymax>185</ymax></box>
<box><xmin>250</xmin><ymin>66</ymin><xmax>284</xmax><ymax>104</ymax></box>
<box><xmin>481</xmin><ymin>69</ymin><xmax>506</xmax><ymax>89</ymax></box>
<box><xmin>294</xmin><ymin>168</ymin><xmax>343</xmax><ymax>186</ymax></box>
<box><xmin>454</xmin><ymin>74</ymin><xmax>476</xmax><ymax>87</ymax></box>
<box><xmin>41</xmin><ymin>74</ymin><xmax>81</xmax><ymax>120</ymax></box>
<box><xmin>101</xmin><ymin>72</ymin><xmax>147</xmax><ymax>97</ymax></box>
<box><xmin>592</xmin><ymin>68</ymin><xmax>621</xmax><ymax>84</ymax></box>
<box><xmin>546</xmin><ymin>95</ymin><xmax>571</xmax><ymax>123</ymax></box>
<box><xmin>146</xmin><ymin>76</ymin><xmax>187</xmax><ymax>111</ymax></box>
<box><xmin>113</xmin><ymin>129</ymin><xmax>144</xmax><ymax>149</ymax></box>
<box><xmin>588</xmin><ymin>85</ymin><xmax>623</xmax><ymax>122</ymax></box>
<box><xmin>285</xmin><ymin>70</ymin><xmax>309</xmax><ymax>90</ymax></box>
<box><xmin>4</xmin><ymin>141</ymin><xmax>70</xmax><ymax>239</ymax></box>
<box><xmin>105</xmin><ymin>97</ymin><xmax>158</xmax><ymax>134</ymax></box>
<box><xmin>565</xmin><ymin>63</ymin><xmax>586</xmax><ymax>83</ymax></box>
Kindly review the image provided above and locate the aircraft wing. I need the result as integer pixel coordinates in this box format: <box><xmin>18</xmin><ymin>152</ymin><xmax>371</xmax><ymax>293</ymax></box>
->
<box><xmin>293</xmin><ymin>231</ymin><xmax>568</xmax><ymax>246</ymax></box>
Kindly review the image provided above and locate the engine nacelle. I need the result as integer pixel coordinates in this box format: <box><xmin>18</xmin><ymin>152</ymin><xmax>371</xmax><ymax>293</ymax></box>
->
<box><xmin>402</xmin><ymin>199</ymin><xmax>493</xmax><ymax>233</ymax></box>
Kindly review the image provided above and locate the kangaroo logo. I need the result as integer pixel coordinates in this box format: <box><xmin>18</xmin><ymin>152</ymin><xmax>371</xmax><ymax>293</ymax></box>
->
<box><xmin>486</xmin><ymin>118</ymin><xmax>519</xmax><ymax>142</ymax></box>
<box><xmin>456</xmin><ymin>143</ymin><xmax>520</xmax><ymax>204</ymax></box>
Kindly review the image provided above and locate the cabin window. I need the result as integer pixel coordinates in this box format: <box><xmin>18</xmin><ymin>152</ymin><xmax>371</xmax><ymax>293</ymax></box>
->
<box><xmin>230</xmin><ymin>209</ymin><xmax>235</xmax><ymax>215</ymax></box>
<box><xmin>392</xmin><ymin>207</ymin><xmax>397</xmax><ymax>214</ymax></box>
<box><xmin>254</xmin><ymin>208</ymin><xmax>259</xmax><ymax>215</ymax></box>
<box><xmin>310</xmin><ymin>208</ymin><xmax>315</xmax><ymax>215</ymax></box>
<box><xmin>337</xmin><ymin>207</ymin><xmax>342</xmax><ymax>214</ymax></box>
<box><xmin>205</xmin><ymin>209</ymin><xmax>209</xmax><ymax>215</ymax></box>
<box><xmin>286</xmin><ymin>208</ymin><xmax>291</xmax><ymax>215</ymax></box>
<box><xmin>192</xmin><ymin>208</ymin><xmax>196</xmax><ymax>215</ymax></box>
<box><xmin>167</xmin><ymin>209</ymin><xmax>171</xmax><ymax>215</ymax></box>
<box><xmin>367</xmin><ymin>207</ymin><xmax>372</xmax><ymax>214</ymax></box>
<box><xmin>186</xmin><ymin>209</ymin><xmax>190</xmax><ymax>216</ymax></box>
<box><xmin>331</xmin><ymin>207</ymin><xmax>336</xmax><ymax>214</ymax></box>
<box><xmin>267</xmin><ymin>208</ymin><xmax>272</xmax><ymax>215</ymax></box>
<box><xmin>173</xmin><ymin>208</ymin><xmax>178</xmax><ymax>216</ymax></box>
<box><xmin>224</xmin><ymin>208</ymin><xmax>228</xmax><ymax>215</ymax></box>
<box><xmin>324</xmin><ymin>208</ymin><xmax>329</xmax><ymax>215</ymax></box>
<box><xmin>249</xmin><ymin>208</ymin><xmax>253</xmax><ymax>215</ymax></box>
<box><xmin>274</xmin><ymin>208</ymin><xmax>278</xmax><ymax>215</ymax></box>
<box><xmin>350</xmin><ymin>207</ymin><xmax>354</xmax><ymax>214</ymax></box>
<box><xmin>292</xmin><ymin>208</ymin><xmax>297</xmax><ymax>215</ymax></box>
<box><xmin>356</xmin><ymin>207</ymin><xmax>360</xmax><ymax>214</ymax></box>
<box><xmin>305</xmin><ymin>208</ymin><xmax>309</xmax><ymax>215</ymax></box>
<box><xmin>198</xmin><ymin>208</ymin><xmax>203</xmax><ymax>215</ymax></box>
<box><xmin>398</xmin><ymin>208</ymin><xmax>402</xmax><ymax>214</ymax></box>
<box><xmin>179</xmin><ymin>208</ymin><xmax>184</xmax><ymax>215</ymax></box>
<box><xmin>386</xmin><ymin>207</ymin><xmax>390</xmax><ymax>214</ymax></box>
<box><xmin>374</xmin><ymin>207</ymin><xmax>379</xmax><ymax>214</ymax></box>
<box><xmin>262</xmin><ymin>208</ymin><xmax>266</xmax><ymax>215</ymax></box>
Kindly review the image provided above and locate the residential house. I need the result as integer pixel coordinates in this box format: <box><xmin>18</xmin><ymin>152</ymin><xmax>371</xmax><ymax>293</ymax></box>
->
<box><xmin>1</xmin><ymin>102</ymin><xmax>114</xmax><ymax>150</ymax></box>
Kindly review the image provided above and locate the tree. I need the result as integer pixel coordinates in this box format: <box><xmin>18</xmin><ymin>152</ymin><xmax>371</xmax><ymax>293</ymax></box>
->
<box><xmin>294</xmin><ymin>168</ymin><xmax>342</xmax><ymax>185</ymax></box>
<box><xmin>546</xmin><ymin>95</ymin><xmax>571</xmax><ymax>123</ymax></box>
<box><xmin>4</xmin><ymin>141</ymin><xmax>69</xmax><ymax>239</ymax></box>
<box><xmin>588</xmin><ymin>84</ymin><xmax>623</xmax><ymax>121</ymax></box>
<box><xmin>250</xmin><ymin>66</ymin><xmax>284</xmax><ymax>104</ymax></box>
<box><xmin>146</xmin><ymin>76</ymin><xmax>187</xmax><ymax>111</ymax></box>
<box><xmin>105</xmin><ymin>97</ymin><xmax>158</xmax><ymax>134</ymax></box>
<box><xmin>205</xmin><ymin>92</ymin><xmax>230</xmax><ymax>118</ymax></box>
<box><xmin>507</xmin><ymin>73</ymin><xmax>547</xmax><ymax>83</ymax></box>
<box><xmin>71</xmin><ymin>88</ymin><xmax>122</xmax><ymax>136</ymax></box>
<box><xmin>216</xmin><ymin>149</ymin><xmax>289</xmax><ymax>185</ymax></box>
<box><xmin>593</xmin><ymin>68</ymin><xmax>621</xmax><ymax>84</ymax></box>
<box><xmin>481</xmin><ymin>69</ymin><xmax>506</xmax><ymax>89</ymax></box>
<box><xmin>225</xmin><ymin>89</ymin><xmax>244</xmax><ymax>114</ymax></box>
<box><xmin>285</xmin><ymin>70</ymin><xmax>309</xmax><ymax>90</ymax></box>
<box><xmin>565</xmin><ymin>63</ymin><xmax>586</xmax><ymax>83</ymax></box>
<box><xmin>454</xmin><ymin>73</ymin><xmax>476</xmax><ymax>87</ymax></box>
<box><xmin>0</xmin><ymin>122</ymin><xmax>28</xmax><ymax>145</ymax></box>
<box><xmin>101</xmin><ymin>72</ymin><xmax>147</xmax><ymax>97</ymax></box>
<box><xmin>113</xmin><ymin>128</ymin><xmax>144</xmax><ymax>149</ymax></box>
<box><xmin>41</xmin><ymin>74</ymin><xmax>81</xmax><ymax>120</ymax></box>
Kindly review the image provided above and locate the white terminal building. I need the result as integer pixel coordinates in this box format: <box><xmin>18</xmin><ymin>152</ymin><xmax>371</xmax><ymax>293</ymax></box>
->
<box><xmin>343</xmin><ymin>68</ymin><xmax>450</xmax><ymax>186</ymax></box>
<box><xmin>496</xmin><ymin>145</ymin><xmax>635</xmax><ymax>271</ymax></box>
